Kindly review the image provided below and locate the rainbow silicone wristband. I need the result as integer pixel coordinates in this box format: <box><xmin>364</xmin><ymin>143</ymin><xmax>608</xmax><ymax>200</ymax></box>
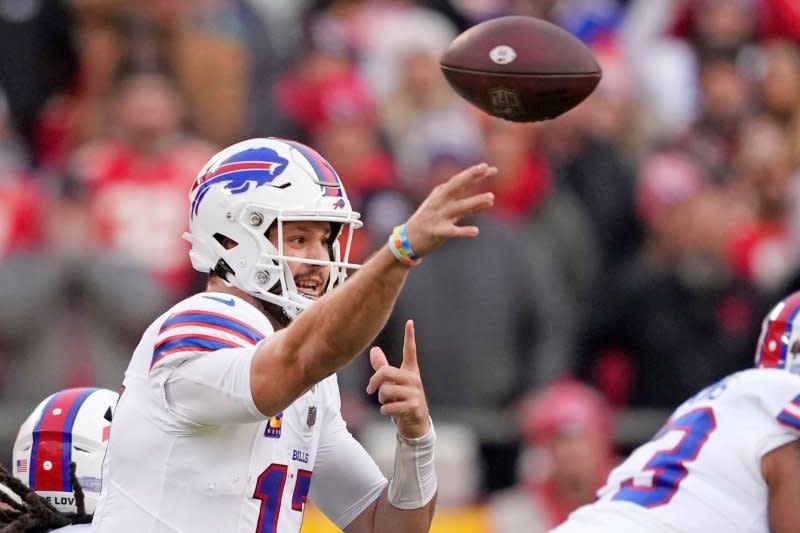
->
<box><xmin>388</xmin><ymin>224</ymin><xmax>421</xmax><ymax>266</ymax></box>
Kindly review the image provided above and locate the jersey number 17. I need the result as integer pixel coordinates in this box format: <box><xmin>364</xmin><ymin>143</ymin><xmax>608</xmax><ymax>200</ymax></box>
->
<box><xmin>254</xmin><ymin>464</ymin><xmax>313</xmax><ymax>533</ymax></box>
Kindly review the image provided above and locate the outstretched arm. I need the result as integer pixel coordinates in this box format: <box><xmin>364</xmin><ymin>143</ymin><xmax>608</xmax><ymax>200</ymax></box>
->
<box><xmin>250</xmin><ymin>163</ymin><xmax>496</xmax><ymax>416</ymax></box>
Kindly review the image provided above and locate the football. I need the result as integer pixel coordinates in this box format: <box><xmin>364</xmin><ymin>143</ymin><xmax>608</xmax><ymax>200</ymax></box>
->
<box><xmin>440</xmin><ymin>16</ymin><xmax>602</xmax><ymax>122</ymax></box>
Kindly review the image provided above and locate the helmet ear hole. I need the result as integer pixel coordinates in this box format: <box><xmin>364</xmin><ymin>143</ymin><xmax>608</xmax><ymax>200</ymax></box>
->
<box><xmin>264</xmin><ymin>221</ymin><xmax>277</xmax><ymax>241</ymax></box>
<box><xmin>213</xmin><ymin>233</ymin><xmax>239</xmax><ymax>250</ymax></box>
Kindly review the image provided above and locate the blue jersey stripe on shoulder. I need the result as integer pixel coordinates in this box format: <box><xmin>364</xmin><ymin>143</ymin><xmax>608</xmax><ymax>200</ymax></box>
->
<box><xmin>151</xmin><ymin>336</ymin><xmax>241</xmax><ymax>368</ymax></box>
<box><xmin>160</xmin><ymin>311</ymin><xmax>264</xmax><ymax>344</ymax></box>
<box><xmin>777</xmin><ymin>410</ymin><xmax>800</xmax><ymax>431</ymax></box>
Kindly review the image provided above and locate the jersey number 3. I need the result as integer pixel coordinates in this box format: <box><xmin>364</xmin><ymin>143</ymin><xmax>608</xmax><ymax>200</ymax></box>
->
<box><xmin>613</xmin><ymin>407</ymin><xmax>716</xmax><ymax>507</ymax></box>
<box><xmin>254</xmin><ymin>464</ymin><xmax>313</xmax><ymax>533</ymax></box>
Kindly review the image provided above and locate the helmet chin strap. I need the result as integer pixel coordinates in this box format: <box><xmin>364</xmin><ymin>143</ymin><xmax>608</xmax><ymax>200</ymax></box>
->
<box><xmin>256</xmin><ymin>292</ymin><xmax>293</xmax><ymax>329</ymax></box>
<box><xmin>228</xmin><ymin>259</ymin><xmax>317</xmax><ymax>321</ymax></box>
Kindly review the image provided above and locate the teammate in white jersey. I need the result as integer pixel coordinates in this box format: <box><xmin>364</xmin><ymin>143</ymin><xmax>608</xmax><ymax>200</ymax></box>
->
<box><xmin>551</xmin><ymin>290</ymin><xmax>800</xmax><ymax>533</ymax></box>
<box><xmin>0</xmin><ymin>387</ymin><xmax>118</xmax><ymax>533</ymax></box>
<box><xmin>89</xmin><ymin>137</ymin><xmax>497</xmax><ymax>533</ymax></box>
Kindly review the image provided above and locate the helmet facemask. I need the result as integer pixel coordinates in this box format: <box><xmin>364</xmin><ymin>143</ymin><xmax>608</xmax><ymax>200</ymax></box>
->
<box><xmin>247</xmin><ymin>208</ymin><xmax>359</xmax><ymax>319</ymax></box>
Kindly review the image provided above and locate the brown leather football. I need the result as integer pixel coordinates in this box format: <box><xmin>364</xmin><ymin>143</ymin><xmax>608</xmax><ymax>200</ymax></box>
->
<box><xmin>440</xmin><ymin>16</ymin><xmax>602</xmax><ymax>122</ymax></box>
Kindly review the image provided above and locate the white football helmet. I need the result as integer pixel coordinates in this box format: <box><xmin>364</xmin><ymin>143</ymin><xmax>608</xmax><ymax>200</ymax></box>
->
<box><xmin>12</xmin><ymin>387</ymin><xmax>118</xmax><ymax>515</ymax></box>
<box><xmin>755</xmin><ymin>291</ymin><xmax>800</xmax><ymax>374</ymax></box>
<box><xmin>184</xmin><ymin>137</ymin><xmax>363</xmax><ymax>318</ymax></box>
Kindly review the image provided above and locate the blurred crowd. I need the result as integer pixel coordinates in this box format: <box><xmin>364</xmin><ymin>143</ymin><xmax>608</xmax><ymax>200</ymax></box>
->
<box><xmin>2</xmin><ymin>0</ymin><xmax>800</xmax><ymax>527</ymax></box>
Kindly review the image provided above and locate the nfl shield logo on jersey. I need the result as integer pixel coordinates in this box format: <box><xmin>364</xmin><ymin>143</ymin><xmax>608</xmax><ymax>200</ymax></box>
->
<box><xmin>307</xmin><ymin>406</ymin><xmax>317</xmax><ymax>427</ymax></box>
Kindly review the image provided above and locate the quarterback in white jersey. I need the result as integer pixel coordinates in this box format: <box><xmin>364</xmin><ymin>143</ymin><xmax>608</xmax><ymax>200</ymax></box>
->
<box><xmin>92</xmin><ymin>292</ymin><xmax>387</xmax><ymax>532</ymax></box>
<box><xmin>90</xmin><ymin>138</ymin><xmax>497</xmax><ymax>533</ymax></box>
<box><xmin>552</xmin><ymin>291</ymin><xmax>800</xmax><ymax>533</ymax></box>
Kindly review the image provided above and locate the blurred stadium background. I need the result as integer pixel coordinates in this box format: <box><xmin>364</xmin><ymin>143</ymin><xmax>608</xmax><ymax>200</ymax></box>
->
<box><xmin>2</xmin><ymin>0</ymin><xmax>800</xmax><ymax>531</ymax></box>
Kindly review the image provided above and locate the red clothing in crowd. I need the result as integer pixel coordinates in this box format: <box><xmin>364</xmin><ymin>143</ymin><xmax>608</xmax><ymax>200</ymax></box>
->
<box><xmin>0</xmin><ymin>173</ymin><xmax>46</xmax><ymax>259</ymax></box>
<box><xmin>759</xmin><ymin>0</ymin><xmax>800</xmax><ymax>41</ymax></box>
<box><xmin>492</xmin><ymin>152</ymin><xmax>553</xmax><ymax>225</ymax></box>
<box><xmin>727</xmin><ymin>219</ymin><xmax>793</xmax><ymax>288</ymax></box>
<box><xmin>520</xmin><ymin>463</ymin><xmax>615</xmax><ymax>527</ymax></box>
<box><xmin>75</xmin><ymin>139</ymin><xmax>214</xmax><ymax>295</ymax></box>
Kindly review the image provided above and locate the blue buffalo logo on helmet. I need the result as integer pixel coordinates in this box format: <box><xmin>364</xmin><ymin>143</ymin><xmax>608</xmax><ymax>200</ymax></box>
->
<box><xmin>190</xmin><ymin>146</ymin><xmax>290</xmax><ymax>218</ymax></box>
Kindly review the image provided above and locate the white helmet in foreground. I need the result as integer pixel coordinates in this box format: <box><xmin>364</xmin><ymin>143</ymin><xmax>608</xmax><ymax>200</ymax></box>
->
<box><xmin>12</xmin><ymin>387</ymin><xmax>118</xmax><ymax>515</ymax></box>
<box><xmin>184</xmin><ymin>137</ymin><xmax>363</xmax><ymax>318</ymax></box>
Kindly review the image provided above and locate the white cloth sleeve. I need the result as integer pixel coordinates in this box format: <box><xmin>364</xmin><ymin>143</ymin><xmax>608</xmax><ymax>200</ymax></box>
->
<box><xmin>309</xmin><ymin>408</ymin><xmax>388</xmax><ymax>529</ymax></box>
<box><xmin>158</xmin><ymin>345</ymin><xmax>267</xmax><ymax>428</ymax></box>
<box><xmin>751</xmin><ymin>370</ymin><xmax>800</xmax><ymax>459</ymax></box>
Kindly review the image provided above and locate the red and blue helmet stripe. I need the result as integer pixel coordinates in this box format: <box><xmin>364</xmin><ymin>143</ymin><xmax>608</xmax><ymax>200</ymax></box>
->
<box><xmin>29</xmin><ymin>388</ymin><xmax>98</xmax><ymax>492</ymax></box>
<box><xmin>280</xmin><ymin>139</ymin><xmax>344</xmax><ymax>198</ymax></box>
<box><xmin>756</xmin><ymin>292</ymin><xmax>800</xmax><ymax>370</ymax></box>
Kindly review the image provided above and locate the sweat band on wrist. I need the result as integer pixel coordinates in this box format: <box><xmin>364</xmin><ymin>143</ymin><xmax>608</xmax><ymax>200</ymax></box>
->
<box><xmin>388</xmin><ymin>224</ymin><xmax>421</xmax><ymax>266</ymax></box>
<box><xmin>387</xmin><ymin>420</ymin><xmax>437</xmax><ymax>509</ymax></box>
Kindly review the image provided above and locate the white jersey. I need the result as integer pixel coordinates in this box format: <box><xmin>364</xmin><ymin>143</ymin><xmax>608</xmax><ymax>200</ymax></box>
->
<box><xmin>553</xmin><ymin>368</ymin><xmax>800</xmax><ymax>533</ymax></box>
<box><xmin>91</xmin><ymin>293</ymin><xmax>387</xmax><ymax>533</ymax></box>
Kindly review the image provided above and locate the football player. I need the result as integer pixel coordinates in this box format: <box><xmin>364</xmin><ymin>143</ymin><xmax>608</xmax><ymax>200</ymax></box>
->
<box><xmin>90</xmin><ymin>137</ymin><xmax>497</xmax><ymax>532</ymax></box>
<box><xmin>0</xmin><ymin>387</ymin><xmax>118</xmax><ymax>532</ymax></box>
<box><xmin>550</xmin><ymin>291</ymin><xmax>800</xmax><ymax>533</ymax></box>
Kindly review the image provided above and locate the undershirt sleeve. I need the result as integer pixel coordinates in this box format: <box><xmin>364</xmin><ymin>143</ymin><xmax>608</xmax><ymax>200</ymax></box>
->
<box><xmin>310</xmin><ymin>406</ymin><xmax>388</xmax><ymax>529</ymax></box>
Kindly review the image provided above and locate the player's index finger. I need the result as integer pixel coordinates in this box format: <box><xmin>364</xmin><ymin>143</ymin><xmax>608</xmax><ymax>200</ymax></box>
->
<box><xmin>443</xmin><ymin>163</ymin><xmax>492</xmax><ymax>194</ymax></box>
<box><xmin>401</xmin><ymin>320</ymin><xmax>418</xmax><ymax>370</ymax></box>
